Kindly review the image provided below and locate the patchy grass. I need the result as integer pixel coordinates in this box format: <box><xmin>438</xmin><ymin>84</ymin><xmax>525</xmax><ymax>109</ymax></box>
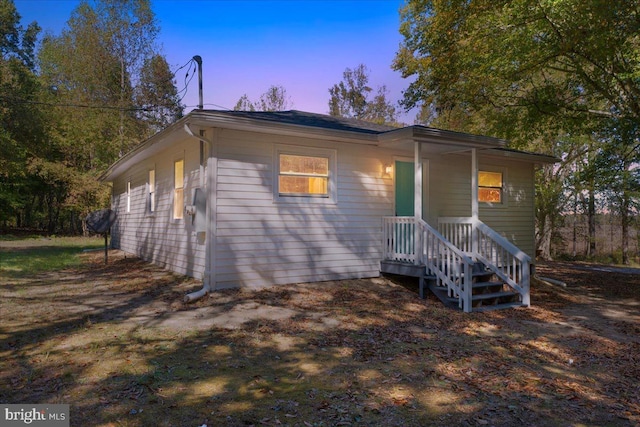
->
<box><xmin>0</xmin><ymin>236</ymin><xmax>103</xmax><ymax>277</ymax></box>
<box><xmin>0</xmin><ymin>240</ymin><xmax>639</xmax><ymax>426</ymax></box>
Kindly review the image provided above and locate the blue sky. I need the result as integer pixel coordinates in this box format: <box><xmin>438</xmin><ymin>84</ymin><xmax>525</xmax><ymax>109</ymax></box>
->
<box><xmin>15</xmin><ymin>0</ymin><xmax>416</xmax><ymax>122</ymax></box>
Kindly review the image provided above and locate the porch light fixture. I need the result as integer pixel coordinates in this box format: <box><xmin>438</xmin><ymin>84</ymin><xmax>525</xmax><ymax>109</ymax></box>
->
<box><xmin>384</xmin><ymin>164</ymin><xmax>393</xmax><ymax>177</ymax></box>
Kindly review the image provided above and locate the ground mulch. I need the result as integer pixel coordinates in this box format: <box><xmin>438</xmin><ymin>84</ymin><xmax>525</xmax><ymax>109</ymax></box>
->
<box><xmin>1</xmin><ymin>250</ymin><xmax>638</xmax><ymax>427</ymax></box>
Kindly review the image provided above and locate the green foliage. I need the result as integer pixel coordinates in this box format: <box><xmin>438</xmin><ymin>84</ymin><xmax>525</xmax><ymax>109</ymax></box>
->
<box><xmin>328</xmin><ymin>64</ymin><xmax>399</xmax><ymax>126</ymax></box>
<box><xmin>396</xmin><ymin>0</ymin><xmax>640</xmax><ymax>133</ymax></box>
<box><xmin>0</xmin><ymin>0</ymin><xmax>180</xmax><ymax>233</ymax></box>
<box><xmin>233</xmin><ymin>85</ymin><xmax>292</xmax><ymax>112</ymax></box>
<box><xmin>136</xmin><ymin>54</ymin><xmax>184</xmax><ymax>135</ymax></box>
<box><xmin>394</xmin><ymin>0</ymin><xmax>640</xmax><ymax>260</ymax></box>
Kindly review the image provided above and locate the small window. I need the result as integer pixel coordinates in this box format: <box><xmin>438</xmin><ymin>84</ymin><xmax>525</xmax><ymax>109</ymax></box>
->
<box><xmin>126</xmin><ymin>181</ymin><xmax>131</xmax><ymax>213</ymax></box>
<box><xmin>478</xmin><ymin>171</ymin><xmax>503</xmax><ymax>203</ymax></box>
<box><xmin>279</xmin><ymin>154</ymin><xmax>329</xmax><ymax>197</ymax></box>
<box><xmin>148</xmin><ymin>169</ymin><xmax>155</xmax><ymax>212</ymax></box>
<box><xmin>174</xmin><ymin>159</ymin><xmax>184</xmax><ymax>219</ymax></box>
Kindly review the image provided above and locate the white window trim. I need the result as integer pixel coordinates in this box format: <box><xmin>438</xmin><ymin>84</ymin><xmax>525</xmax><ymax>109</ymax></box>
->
<box><xmin>273</xmin><ymin>144</ymin><xmax>337</xmax><ymax>204</ymax></box>
<box><xmin>479</xmin><ymin>166</ymin><xmax>508</xmax><ymax>208</ymax></box>
<box><xmin>126</xmin><ymin>180</ymin><xmax>131</xmax><ymax>213</ymax></box>
<box><xmin>173</xmin><ymin>158</ymin><xmax>185</xmax><ymax>221</ymax></box>
<box><xmin>148</xmin><ymin>168</ymin><xmax>156</xmax><ymax>214</ymax></box>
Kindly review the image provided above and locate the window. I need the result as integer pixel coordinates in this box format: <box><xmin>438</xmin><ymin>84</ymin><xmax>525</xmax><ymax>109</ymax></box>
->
<box><xmin>126</xmin><ymin>181</ymin><xmax>131</xmax><ymax>213</ymax></box>
<box><xmin>148</xmin><ymin>169</ymin><xmax>155</xmax><ymax>213</ymax></box>
<box><xmin>279</xmin><ymin>154</ymin><xmax>329</xmax><ymax>197</ymax></box>
<box><xmin>274</xmin><ymin>146</ymin><xmax>336</xmax><ymax>203</ymax></box>
<box><xmin>478</xmin><ymin>171</ymin><xmax>503</xmax><ymax>203</ymax></box>
<box><xmin>173</xmin><ymin>159</ymin><xmax>184</xmax><ymax>219</ymax></box>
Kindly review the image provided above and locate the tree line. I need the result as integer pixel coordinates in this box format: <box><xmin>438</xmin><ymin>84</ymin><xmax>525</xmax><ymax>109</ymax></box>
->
<box><xmin>3</xmin><ymin>0</ymin><xmax>638</xmax><ymax>264</ymax></box>
<box><xmin>1</xmin><ymin>0</ymin><xmax>401</xmax><ymax>235</ymax></box>
<box><xmin>1</xmin><ymin>0</ymin><xmax>182</xmax><ymax>233</ymax></box>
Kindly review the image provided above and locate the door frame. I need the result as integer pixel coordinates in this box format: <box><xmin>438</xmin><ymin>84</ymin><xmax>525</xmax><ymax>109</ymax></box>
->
<box><xmin>394</xmin><ymin>157</ymin><xmax>429</xmax><ymax>219</ymax></box>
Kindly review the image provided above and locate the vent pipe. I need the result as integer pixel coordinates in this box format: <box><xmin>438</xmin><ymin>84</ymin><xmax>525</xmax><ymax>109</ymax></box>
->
<box><xmin>193</xmin><ymin>55</ymin><xmax>203</xmax><ymax>109</ymax></box>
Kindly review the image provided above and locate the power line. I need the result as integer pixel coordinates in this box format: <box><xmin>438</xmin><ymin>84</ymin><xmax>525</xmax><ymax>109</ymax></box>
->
<box><xmin>0</xmin><ymin>95</ymin><xmax>151</xmax><ymax>112</ymax></box>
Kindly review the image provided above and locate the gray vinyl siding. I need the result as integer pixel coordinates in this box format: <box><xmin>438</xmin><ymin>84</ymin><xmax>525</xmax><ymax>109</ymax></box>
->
<box><xmin>109</xmin><ymin>123</ymin><xmax>537</xmax><ymax>289</ymax></box>
<box><xmin>478</xmin><ymin>159</ymin><xmax>535</xmax><ymax>258</ymax></box>
<box><xmin>213</xmin><ymin>128</ymin><xmax>393</xmax><ymax>289</ymax></box>
<box><xmin>110</xmin><ymin>138</ymin><xmax>206</xmax><ymax>278</ymax></box>
<box><xmin>426</xmin><ymin>153</ymin><xmax>535</xmax><ymax>258</ymax></box>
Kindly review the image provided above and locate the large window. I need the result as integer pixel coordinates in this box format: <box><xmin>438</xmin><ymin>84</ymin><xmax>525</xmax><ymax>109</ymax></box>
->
<box><xmin>478</xmin><ymin>171</ymin><xmax>503</xmax><ymax>203</ymax></box>
<box><xmin>278</xmin><ymin>153</ymin><xmax>329</xmax><ymax>197</ymax></box>
<box><xmin>173</xmin><ymin>159</ymin><xmax>184</xmax><ymax>219</ymax></box>
<box><xmin>148</xmin><ymin>169</ymin><xmax>155</xmax><ymax>213</ymax></box>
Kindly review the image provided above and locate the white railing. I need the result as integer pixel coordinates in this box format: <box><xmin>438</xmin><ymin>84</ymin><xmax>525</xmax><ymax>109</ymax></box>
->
<box><xmin>382</xmin><ymin>216</ymin><xmax>417</xmax><ymax>263</ymax></box>
<box><xmin>438</xmin><ymin>217</ymin><xmax>531</xmax><ymax>306</ymax></box>
<box><xmin>383</xmin><ymin>217</ymin><xmax>474</xmax><ymax>312</ymax></box>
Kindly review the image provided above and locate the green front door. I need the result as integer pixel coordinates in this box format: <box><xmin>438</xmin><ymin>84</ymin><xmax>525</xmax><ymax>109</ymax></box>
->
<box><xmin>395</xmin><ymin>161</ymin><xmax>414</xmax><ymax>216</ymax></box>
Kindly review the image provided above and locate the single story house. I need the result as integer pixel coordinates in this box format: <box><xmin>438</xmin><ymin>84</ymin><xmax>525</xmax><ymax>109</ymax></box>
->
<box><xmin>100</xmin><ymin>110</ymin><xmax>556</xmax><ymax>312</ymax></box>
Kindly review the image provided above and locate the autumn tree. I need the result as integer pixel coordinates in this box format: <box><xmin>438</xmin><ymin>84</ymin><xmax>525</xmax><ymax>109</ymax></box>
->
<box><xmin>328</xmin><ymin>64</ymin><xmax>398</xmax><ymax>126</ymax></box>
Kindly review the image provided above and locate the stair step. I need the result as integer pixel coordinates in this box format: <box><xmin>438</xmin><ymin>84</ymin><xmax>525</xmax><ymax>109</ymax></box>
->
<box><xmin>472</xmin><ymin>291</ymin><xmax>519</xmax><ymax>301</ymax></box>
<box><xmin>472</xmin><ymin>271</ymin><xmax>494</xmax><ymax>279</ymax></box>
<box><xmin>473</xmin><ymin>302</ymin><xmax>524</xmax><ymax>312</ymax></box>
<box><xmin>428</xmin><ymin>284</ymin><xmax>459</xmax><ymax>308</ymax></box>
<box><xmin>472</xmin><ymin>281</ymin><xmax>504</xmax><ymax>289</ymax></box>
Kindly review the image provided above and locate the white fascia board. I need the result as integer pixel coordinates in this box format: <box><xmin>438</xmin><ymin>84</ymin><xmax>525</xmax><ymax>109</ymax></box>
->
<box><xmin>378</xmin><ymin>126</ymin><xmax>507</xmax><ymax>149</ymax></box>
<box><xmin>482</xmin><ymin>148</ymin><xmax>559</xmax><ymax>165</ymax></box>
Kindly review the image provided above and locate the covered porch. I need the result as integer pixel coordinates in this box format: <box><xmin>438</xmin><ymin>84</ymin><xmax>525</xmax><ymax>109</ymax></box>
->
<box><xmin>377</xmin><ymin>128</ymin><xmax>533</xmax><ymax>312</ymax></box>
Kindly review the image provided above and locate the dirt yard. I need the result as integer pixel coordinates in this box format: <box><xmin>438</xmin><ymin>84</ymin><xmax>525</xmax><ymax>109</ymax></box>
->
<box><xmin>1</xmin><ymin>247</ymin><xmax>639</xmax><ymax>427</ymax></box>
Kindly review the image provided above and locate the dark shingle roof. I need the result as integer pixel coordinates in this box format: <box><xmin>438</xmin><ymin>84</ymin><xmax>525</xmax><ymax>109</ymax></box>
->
<box><xmin>200</xmin><ymin>109</ymin><xmax>398</xmax><ymax>134</ymax></box>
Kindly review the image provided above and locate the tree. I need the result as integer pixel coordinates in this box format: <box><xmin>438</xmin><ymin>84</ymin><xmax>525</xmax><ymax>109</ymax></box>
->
<box><xmin>393</xmin><ymin>0</ymin><xmax>640</xmax><ymax>259</ymax></box>
<box><xmin>233</xmin><ymin>94</ymin><xmax>255</xmax><ymax>111</ymax></box>
<box><xmin>135</xmin><ymin>54</ymin><xmax>184</xmax><ymax>136</ymax></box>
<box><xmin>233</xmin><ymin>85</ymin><xmax>292</xmax><ymax>111</ymax></box>
<box><xmin>0</xmin><ymin>0</ymin><xmax>45</xmax><ymax>228</ymax></box>
<box><xmin>257</xmin><ymin>85</ymin><xmax>292</xmax><ymax>111</ymax></box>
<box><xmin>1</xmin><ymin>0</ymin><xmax>181</xmax><ymax>233</ymax></box>
<box><xmin>394</xmin><ymin>0</ymin><xmax>640</xmax><ymax>133</ymax></box>
<box><xmin>328</xmin><ymin>64</ymin><xmax>398</xmax><ymax>126</ymax></box>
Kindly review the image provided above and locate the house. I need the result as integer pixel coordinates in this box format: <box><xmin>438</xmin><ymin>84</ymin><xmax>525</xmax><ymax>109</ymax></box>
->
<box><xmin>100</xmin><ymin>110</ymin><xmax>556</xmax><ymax>312</ymax></box>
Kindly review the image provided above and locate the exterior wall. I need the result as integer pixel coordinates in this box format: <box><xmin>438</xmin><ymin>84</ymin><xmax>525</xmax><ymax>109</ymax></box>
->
<box><xmin>110</xmin><ymin>137</ymin><xmax>206</xmax><ymax>278</ymax></box>
<box><xmin>109</xmin><ymin>124</ymin><xmax>537</xmax><ymax>288</ymax></box>
<box><xmin>427</xmin><ymin>152</ymin><xmax>536</xmax><ymax>258</ymax></box>
<box><xmin>213</xmin><ymin>128</ymin><xmax>394</xmax><ymax>289</ymax></box>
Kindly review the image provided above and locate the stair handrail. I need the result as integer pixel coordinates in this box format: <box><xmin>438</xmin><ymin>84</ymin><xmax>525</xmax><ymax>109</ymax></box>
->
<box><xmin>438</xmin><ymin>217</ymin><xmax>531</xmax><ymax>307</ymax></box>
<box><xmin>472</xmin><ymin>219</ymin><xmax>530</xmax><ymax>306</ymax></box>
<box><xmin>416</xmin><ymin>218</ymin><xmax>474</xmax><ymax>312</ymax></box>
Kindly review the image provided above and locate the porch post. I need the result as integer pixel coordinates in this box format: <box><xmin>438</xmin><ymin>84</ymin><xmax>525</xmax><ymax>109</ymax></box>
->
<box><xmin>414</xmin><ymin>141</ymin><xmax>423</xmax><ymax>263</ymax></box>
<box><xmin>471</xmin><ymin>148</ymin><xmax>479</xmax><ymax>256</ymax></box>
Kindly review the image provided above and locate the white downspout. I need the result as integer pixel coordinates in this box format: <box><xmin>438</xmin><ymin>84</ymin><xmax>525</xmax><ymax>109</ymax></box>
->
<box><xmin>183</xmin><ymin>123</ymin><xmax>215</xmax><ymax>303</ymax></box>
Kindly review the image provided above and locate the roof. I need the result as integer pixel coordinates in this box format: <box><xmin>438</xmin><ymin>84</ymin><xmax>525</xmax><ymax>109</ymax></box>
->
<box><xmin>199</xmin><ymin>109</ymin><xmax>398</xmax><ymax>134</ymax></box>
<box><xmin>100</xmin><ymin>109</ymin><xmax>557</xmax><ymax>181</ymax></box>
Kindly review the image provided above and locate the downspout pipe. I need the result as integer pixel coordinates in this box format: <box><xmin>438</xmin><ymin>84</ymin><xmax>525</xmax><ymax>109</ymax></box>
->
<box><xmin>183</xmin><ymin>122</ymin><xmax>214</xmax><ymax>303</ymax></box>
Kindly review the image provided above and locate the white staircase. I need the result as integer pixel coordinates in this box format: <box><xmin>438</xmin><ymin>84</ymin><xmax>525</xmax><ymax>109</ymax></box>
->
<box><xmin>381</xmin><ymin>217</ymin><xmax>531</xmax><ymax>312</ymax></box>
